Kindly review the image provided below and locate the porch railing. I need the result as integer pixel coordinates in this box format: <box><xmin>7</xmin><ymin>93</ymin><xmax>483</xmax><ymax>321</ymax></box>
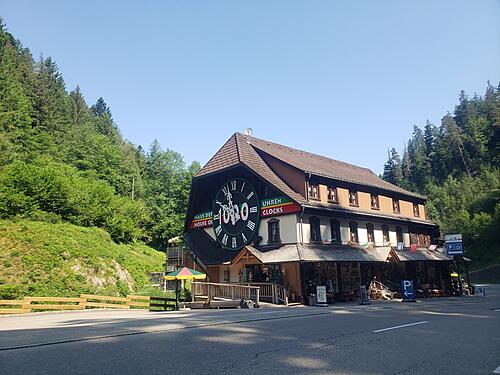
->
<box><xmin>191</xmin><ymin>282</ymin><xmax>260</xmax><ymax>306</ymax></box>
<box><xmin>234</xmin><ymin>282</ymin><xmax>288</xmax><ymax>305</ymax></box>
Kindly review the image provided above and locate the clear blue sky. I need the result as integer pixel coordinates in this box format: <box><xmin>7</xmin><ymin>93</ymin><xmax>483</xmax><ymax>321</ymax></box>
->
<box><xmin>2</xmin><ymin>1</ymin><xmax>499</xmax><ymax>173</ymax></box>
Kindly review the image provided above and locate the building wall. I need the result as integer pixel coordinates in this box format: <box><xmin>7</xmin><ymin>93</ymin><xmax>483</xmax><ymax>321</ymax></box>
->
<box><xmin>300</xmin><ymin>214</ymin><xmax>410</xmax><ymax>247</ymax></box>
<box><xmin>258</xmin><ymin>214</ymin><xmax>298</xmax><ymax>245</ymax></box>
<box><xmin>307</xmin><ymin>182</ymin><xmax>427</xmax><ymax>221</ymax></box>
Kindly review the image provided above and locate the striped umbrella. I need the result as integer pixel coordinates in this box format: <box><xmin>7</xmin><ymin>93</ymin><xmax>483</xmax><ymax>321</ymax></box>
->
<box><xmin>164</xmin><ymin>267</ymin><xmax>206</xmax><ymax>281</ymax></box>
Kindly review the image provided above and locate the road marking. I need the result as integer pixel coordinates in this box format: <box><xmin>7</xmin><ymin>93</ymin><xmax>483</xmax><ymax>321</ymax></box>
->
<box><xmin>493</xmin><ymin>365</ymin><xmax>500</xmax><ymax>373</ymax></box>
<box><xmin>373</xmin><ymin>321</ymin><xmax>428</xmax><ymax>333</ymax></box>
<box><xmin>492</xmin><ymin>308</ymin><xmax>500</xmax><ymax>312</ymax></box>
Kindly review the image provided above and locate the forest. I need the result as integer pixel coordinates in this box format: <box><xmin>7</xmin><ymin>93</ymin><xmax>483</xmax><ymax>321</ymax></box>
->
<box><xmin>382</xmin><ymin>83</ymin><xmax>499</xmax><ymax>269</ymax></box>
<box><xmin>0</xmin><ymin>20</ymin><xmax>199</xmax><ymax>250</ymax></box>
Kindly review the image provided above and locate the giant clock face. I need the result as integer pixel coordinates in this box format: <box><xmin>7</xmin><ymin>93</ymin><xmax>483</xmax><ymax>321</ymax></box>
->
<box><xmin>212</xmin><ymin>178</ymin><xmax>260</xmax><ymax>250</ymax></box>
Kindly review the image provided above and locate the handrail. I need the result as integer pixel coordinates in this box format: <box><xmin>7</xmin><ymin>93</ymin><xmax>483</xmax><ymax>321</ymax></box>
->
<box><xmin>191</xmin><ymin>282</ymin><xmax>261</xmax><ymax>306</ymax></box>
<box><xmin>232</xmin><ymin>282</ymin><xmax>288</xmax><ymax>305</ymax></box>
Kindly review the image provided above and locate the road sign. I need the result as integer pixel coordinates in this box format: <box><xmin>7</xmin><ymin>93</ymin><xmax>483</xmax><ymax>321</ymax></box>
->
<box><xmin>445</xmin><ymin>233</ymin><xmax>464</xmax><ymax>256</ymax></box>
<box><xmin>316</xmin><ymin>286</ymin><xmax>328</xmax><ymax>307</ymax></box>
<box><xmin>401</xmin><ymin>280</ymin><xmax>416</xmax><ymax>302</ymax></box>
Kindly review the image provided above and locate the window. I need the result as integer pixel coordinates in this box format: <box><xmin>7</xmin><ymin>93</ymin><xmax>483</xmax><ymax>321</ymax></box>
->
<box><xmin>327</xmin><ymin>187</ymin><xmax>338</xmax><ymax>203</ymax></box>
<box><xmin>349</xmin><ymin>221</ymin><xmax>358</xmax><ymax>243</ymax></box>
<box><xmin>310</xmin><ymin>216</ymin><xmax>321</xmax><ymax>242</ymax></box>
<box><xmin>413</xmin><ymin>203</ymin><xmax>420</xmax><ymax>217</ymax></box>
<box><xmin>330</xmin><ymin>219</ymin><xmax>341</xmax><ymax>243</ymax></box>
<box><xmin>267</xmin><ymin>219</ymin><xmax>281</xmax><ymax>244</ymax></box>
<box><xmin>396</xmin><ymin>226</ymin><xmax>403</xmax><ymax>244</ymax></box>
<box><xmin>392</xmin><ymin>199</ymin><xmax>400</xmax><ymax>213</ymax></box>
<box><xmin>366</xmin><ymin>223</ymin><xmax>375</xmax><ymax>243</ymax></box>
<box><xmin>370</xmin><ymin>194</ymin><xmax>379</xmax><ymax>210</ymax></box>
<box><xmin>382</xmin><ymin>225</ymin><xmax>390</xmax><ymax>243</ymax></box>
<box><xmin>349</xmin><ymin>191</ymin><xmax>358</xmax><ymax>206</ymax></box>
<box><xmin>308</xmin><ymin>183</ymin><xmax>320</xmax><ymax>200</ymax></box>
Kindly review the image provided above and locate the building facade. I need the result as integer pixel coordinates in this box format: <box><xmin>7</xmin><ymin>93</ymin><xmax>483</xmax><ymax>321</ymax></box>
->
<box><xmin>184</xmin><ymin>132</ymin><xmax>453</xmax><ymax>303</ymax></box>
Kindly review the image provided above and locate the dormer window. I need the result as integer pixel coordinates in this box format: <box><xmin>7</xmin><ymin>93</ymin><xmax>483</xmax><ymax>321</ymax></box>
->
<box><xmin>349</xmin><ymin>191</ymin><xmax>358</xmax><ymax>206</ymax></box>
<box><xmin>327</xmin><ymin>187</ymin><xmax>338</xmax><ymax>203</ymax></box>
<box><xmin>393</xmin><ymin>199</ymin><xmax>400</xmax><ymax>213</ymax></box>
<box><xmin>308</xmin><ymin>183</ymin><xmax>320</xmax><ymax>200</ymax></box>
<box><xmin>413</xmin><ymin>203</ymin><xmax>420</xmax><ymax>217</ymax></box>
<box><xmin>370</xmin><ymin>194</ymin><xmax>379</xmax><ymax>210</ymax></box>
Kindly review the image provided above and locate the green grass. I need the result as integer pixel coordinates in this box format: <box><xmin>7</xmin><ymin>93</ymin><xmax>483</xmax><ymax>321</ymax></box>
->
<box><xmin>0</xmin><ymin>219</ymin><xmax>165</xmax><ymax>299</ymax></box>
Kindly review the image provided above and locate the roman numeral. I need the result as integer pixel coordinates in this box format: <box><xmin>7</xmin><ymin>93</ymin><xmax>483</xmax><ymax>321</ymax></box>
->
<box><xmin>240</xmin><ymin>182</ymin><xmax>245</xmax><ymax>192</ymax></box>
<box><xmin>250</xmin><ymin>206</ymin><xmax>258</xmax><ymax>213</ymax></box>
<box><xmin>247</xmin><ymin>191</ymin><xmax>254</xmax><ymax>200</ymax></box>
<box><xmin>215</xmin><ymin>225</ymin><xmax>222</xmax><ymax>236</ymax></box>
<box><xmin>247</xmin><ymin>220</ymin><xmax>255</xmax><ymax>231</ymax></box>
<box><xmin>222</xmin><ymin>233</ymin><xmax>228</xmax><ymax>245</ymax></box>
<box><xmin>232</xmin><ymin>237</ymin><xmax>237</xmax><ymax>248</ymax></box>
<box><xmin>241</xmin><ymin>233</ymin><xmax>247</xmax><ymax>243</ymax></box>
<box><xmin>222</xmin><ymin>185</ymin><xmax>229</xmax><ymax>196</ymax></box>
<box><xmin>231</xmin><ymin>180</ymin><xmax>237</xmax><ymax>191</ymax></box>
<box><xmin>213</xmin><ymin>213</ymin><xmax>220</xmax><ymax>221</ymax></box>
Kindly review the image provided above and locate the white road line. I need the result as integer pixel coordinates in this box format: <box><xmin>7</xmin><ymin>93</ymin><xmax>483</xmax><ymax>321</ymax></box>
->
<box><xmin>373</xmin><ymin>321</ymin><xmax>428</xmax><ymax>333</ymax></box>
<box><xmin>493</xmin><ymin>365</ymin><xmax>500</xmax><ymax>373</ymax></box>
<box><xmin>493</xmin><ymin>308</ymin><xmax>500</xmax><ymax>312</ymax></box>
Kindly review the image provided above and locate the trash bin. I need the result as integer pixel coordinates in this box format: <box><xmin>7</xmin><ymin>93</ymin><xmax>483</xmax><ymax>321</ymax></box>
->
<box><xmin>308</xmin><ymin>294</ymin><xmax>316</xmax><ymax>306</ymax></box>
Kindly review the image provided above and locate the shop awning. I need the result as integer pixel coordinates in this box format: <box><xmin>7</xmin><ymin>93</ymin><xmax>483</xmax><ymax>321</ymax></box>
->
<box><xmin>241</xmin><ymin>244</ymin><xmax>391</xmax><ymax>264</ymax></box>
<box><xmin>390</xmin><ymin>247</ymin><xmax>452</xmax><ymax>262</ymax></box>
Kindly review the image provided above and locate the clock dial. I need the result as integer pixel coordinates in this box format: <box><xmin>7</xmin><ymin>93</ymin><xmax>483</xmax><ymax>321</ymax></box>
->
<box><xmin>212</xmin><ymin>178</ymin><xmax>260</xmax><ymax>250</ymax></box>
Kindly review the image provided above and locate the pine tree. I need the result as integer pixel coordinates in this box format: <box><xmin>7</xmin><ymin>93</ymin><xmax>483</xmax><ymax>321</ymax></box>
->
<box><xmin>69</xmin><ymin>86</ymin><xmax>91</xmax><ymax>126</ymax></box>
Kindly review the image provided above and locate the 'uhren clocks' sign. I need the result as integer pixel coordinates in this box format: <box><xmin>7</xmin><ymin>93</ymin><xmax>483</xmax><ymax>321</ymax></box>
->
<box><xmin>189</xmin><ymin>179</ymin><xmax>301</xmax><ymax>250</ymax></box>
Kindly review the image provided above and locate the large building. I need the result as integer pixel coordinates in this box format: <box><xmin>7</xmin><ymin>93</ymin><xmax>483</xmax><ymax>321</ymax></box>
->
<box><xmin>184</xmin><ymin>132</ymin><xmax>453</xmax><ymax>304</ymax></box>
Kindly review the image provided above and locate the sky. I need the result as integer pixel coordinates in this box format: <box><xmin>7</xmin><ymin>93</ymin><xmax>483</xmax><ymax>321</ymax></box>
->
<box><xmin>1</xmin><ymin>1</ymin><xmax>499</xmax><ymax>174</ymax></box>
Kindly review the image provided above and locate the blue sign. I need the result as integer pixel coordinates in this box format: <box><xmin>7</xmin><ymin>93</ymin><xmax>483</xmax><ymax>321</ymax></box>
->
<box><xmin>445</xmin><ymin>234</ymin><xmax>464</xmax><ymax>256</ymax></box>
<box><xmin>401</xmin><ymin>280</ymin><xmax>416</xmax><ymax>302</ymax></box>
<box><xmin>446</xmin><ymin>242</ymin><xmax>464</xmax><ymax>256</ymax></box>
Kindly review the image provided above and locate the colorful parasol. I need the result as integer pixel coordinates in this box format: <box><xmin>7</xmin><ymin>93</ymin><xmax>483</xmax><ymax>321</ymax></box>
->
<box><xmin>164</xmin><ymin>267</ymin><xmax>206</xmax><ymax>281</ymax></box>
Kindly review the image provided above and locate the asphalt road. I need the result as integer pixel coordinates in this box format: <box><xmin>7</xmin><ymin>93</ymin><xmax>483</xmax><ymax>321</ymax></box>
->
<box><xmin>1</xmin><ymin>286</ymin><xmax>499</xmax><ymax>375</ymax></box>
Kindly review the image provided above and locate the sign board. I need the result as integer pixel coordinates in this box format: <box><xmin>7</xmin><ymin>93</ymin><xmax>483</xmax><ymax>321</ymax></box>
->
<box><xmin>316</xmin><ymin>286</ymin><xmax>328</xmax><ymax>306</ymax></box>
<box><xmin>401</xmin><ymin>280</ymin><xmax>416</xmax><ymax>302</ymax></box>
<box><xmin>360</xmin><ymin>285</ymin><xmax>370</xmax><ymax>305</ymax></box>
<box><xmin>397</xmin><ymin>242</ymin><xmax>404</xmax><ymax>251</ymax></box>
<box><xmin>190</xmin><ymin>196</ymin><xmax>301</xmax><ymax>228</ymax></box>
<box><xmin>445</xmin><ymin>233</ymin><xmax>464</xmax><ymax>256</ymax></box>
<box><xmin>475</xmin><ymin>285</ymin><xmax>486</xmax><ymax>297</ymax></box>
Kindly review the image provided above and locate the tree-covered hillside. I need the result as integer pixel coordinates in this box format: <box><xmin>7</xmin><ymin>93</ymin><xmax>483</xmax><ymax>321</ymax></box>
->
<box><xmin>382</xmin><ymin>84</ymin><xmax>500</xmax><ymax>269</ymax></box>
<box><xmin>0</xmin><ymin>20</ymin><xmax>199</xmax><ymax>249</ymax></box>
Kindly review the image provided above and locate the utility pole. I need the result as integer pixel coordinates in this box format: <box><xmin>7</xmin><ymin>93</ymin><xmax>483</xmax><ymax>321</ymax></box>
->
<box><xmin>131</xmin><ymin>177</ymin><xmax>135</xmax><ymax>200</ymax></box>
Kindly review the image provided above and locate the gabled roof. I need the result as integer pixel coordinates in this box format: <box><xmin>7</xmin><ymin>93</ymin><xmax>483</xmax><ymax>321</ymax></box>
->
<box><xmin>196</xmin><ymin>133</ymin><xmax>307</xmax><ymax>204</ymax></box>
<box><xmin>197</xmin><ymin>133</ymin><xmax>425</xmax><ymax>201</ymax></box>
<box><xmin>243</xmin><ymin>134</ymin><xmax>426</xmax><ymax>200</ymax></box>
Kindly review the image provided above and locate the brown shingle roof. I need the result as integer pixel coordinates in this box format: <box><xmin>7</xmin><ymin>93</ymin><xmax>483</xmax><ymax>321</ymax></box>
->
<box><xmin>196</xmin><ymin>132</ymin><xmax>425</xmax><ymax>203</ymax></box>
<box><xmin>242</xmin><ymin>133</ymin><xmax>426</xmax><ymax>200</ymax></box>
<box><xmin>196</xmin><ymin>133</ymin><xmax>306</xmax><ymax>204</ymax></box>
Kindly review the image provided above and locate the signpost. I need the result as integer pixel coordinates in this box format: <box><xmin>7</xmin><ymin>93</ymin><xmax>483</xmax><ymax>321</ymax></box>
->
<box><xmin>316</xmin><ymin>286</ymin><xmax>328</xmax><ymax>307</ymax></box>
<box><xmin>445</xmin><ymin>234</ymin><xmax>464</xmax><ymax>256</ymax></box>
<box><xmin>401</xmin><ymin>280</ymin><xmax>416</xmax><ymax>302</ymax></box>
